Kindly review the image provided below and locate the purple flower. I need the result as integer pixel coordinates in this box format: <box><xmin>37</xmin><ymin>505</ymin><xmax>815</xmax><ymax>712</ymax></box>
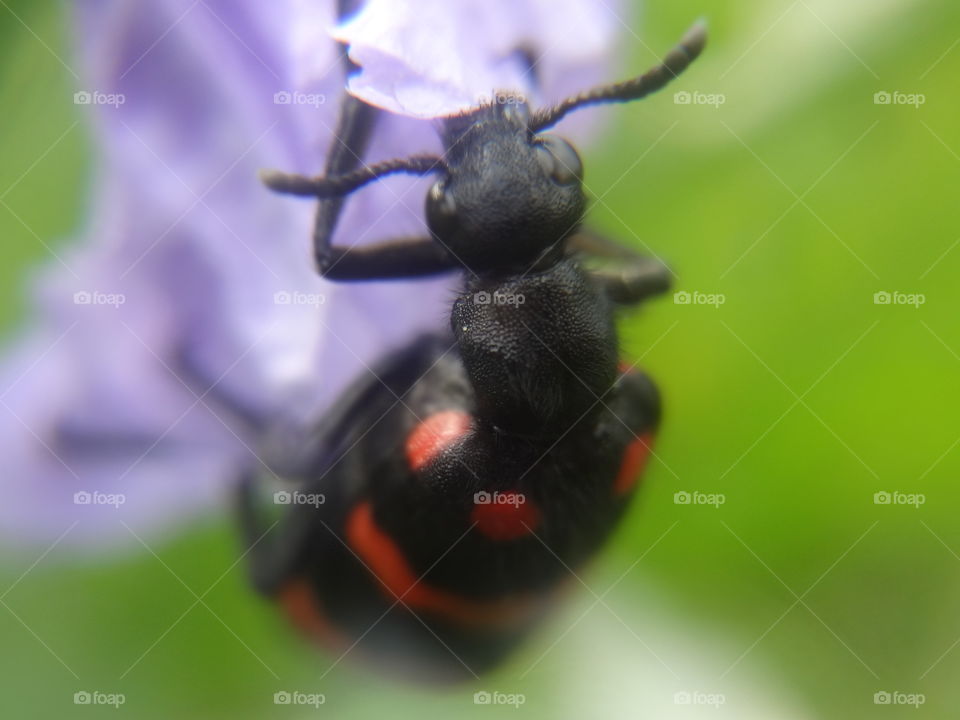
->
<box><xmin>336</xmin><ymin>0</ymin><xmax>618</xmax><ymax>118</ymax></box>
<box><xmin>0</xmin><ymin>0</ymin><xmax>622</xmax><ymax>547</ymax></box>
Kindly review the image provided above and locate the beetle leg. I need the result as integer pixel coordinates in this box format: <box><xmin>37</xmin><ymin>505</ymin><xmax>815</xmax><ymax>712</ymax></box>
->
<box><xmin>568</xmin><ymin>229</ymin><xmax>673</xmax><ymax>306</ymax></box>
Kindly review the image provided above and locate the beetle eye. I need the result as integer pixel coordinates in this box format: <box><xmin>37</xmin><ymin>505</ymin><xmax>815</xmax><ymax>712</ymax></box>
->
<box><xmin>426</xmin><ymin>179</ymin><xmax>458</xmax><ymax>236</ymax></box>
<box><xmin>535</xmin><ymin>134</ymin><xmax>583</xmax><ymax>186</ymax></box>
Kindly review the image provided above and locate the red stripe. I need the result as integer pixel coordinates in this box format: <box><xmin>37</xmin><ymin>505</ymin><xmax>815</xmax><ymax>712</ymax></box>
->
<box><xmin>277</xmin><ymin>578</ymin><xmax>350</xmax><ymax>650</ymax></box>
<box><xmin>614</xmin><ymin>432</ymin><xmax>653</xmax><ymax>495</ymax></box>
<box><xmin>346</xmin><ymin>501</ymin><xmax>540</xmax><ymax>628</ymax></box>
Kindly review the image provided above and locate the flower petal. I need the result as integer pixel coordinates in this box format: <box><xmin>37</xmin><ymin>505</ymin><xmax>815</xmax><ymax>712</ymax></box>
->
<box><xmin>336</xmin><ymin>0</ymin><xmax>622</xmax><ymax>119</ymax></box>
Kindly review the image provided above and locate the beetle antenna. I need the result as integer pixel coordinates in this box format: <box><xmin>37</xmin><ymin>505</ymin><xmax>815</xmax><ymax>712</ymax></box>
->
<box><xmin>260</xmin><ymin>155</ymin><xmax>448</xmax><ymax>198</ymax></box>
<box><xmin>529</xmin><ymin>20</ymin><xmax>707</xmax><ymax>132</ymax></box>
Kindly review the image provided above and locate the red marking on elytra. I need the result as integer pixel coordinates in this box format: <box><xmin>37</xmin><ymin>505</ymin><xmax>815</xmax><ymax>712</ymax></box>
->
<box><xmin>277</xmin><ymin>577</ymin><xmax>349</xmax><ymax>650</ymax></box>
<box><xmin>346</xmin><ymin>502</ymin><xmax>417</xmax><ymax>599</ymax></box>
<box><xmin>471</xmin><ymin>492</ymin><xmax>540</xmax><ymax>541</ymax></box>
<box><xmin>614</xmin><ymin>432</ymin><xmax>654</xmax><ymax>495</ymax></box>
<box><xmin>405</xmin><ymin>410</ymin><xmax>472</xmax><ymax>471</ymax></box>
<box><xmin>345</xmin><ymin>501</ymin><xmax>538</xmax><ymax>627</ymax></box>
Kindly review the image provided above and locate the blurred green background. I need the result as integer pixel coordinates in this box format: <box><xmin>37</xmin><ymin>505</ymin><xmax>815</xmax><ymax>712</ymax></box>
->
<box><xmin>1</xmin><ymin>0</ymin><xmax>958</xmax><ymax>717</ymax></box>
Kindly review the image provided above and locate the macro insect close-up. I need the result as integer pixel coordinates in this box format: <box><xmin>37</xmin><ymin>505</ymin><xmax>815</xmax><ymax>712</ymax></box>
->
<box><xmin>1</xmin><ymin>1</ymin><xmax>959</xmax><ymax>718</ymax></box>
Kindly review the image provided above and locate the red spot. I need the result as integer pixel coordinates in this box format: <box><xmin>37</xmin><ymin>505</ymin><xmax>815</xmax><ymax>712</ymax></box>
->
<box><xmin>345</xmin><ymin>501</ymin><xmax>539</xmax><ymax>628</ymax></box>
<box><xmin>617</xmin><ymin>360</ymin><xmax>633</xmax><ymax>374</ymax></box>
<box><xmin>470</xmin><ymin>492</ymin><xmax>540</xmax><ymax>541</ymax></box>
<box><xmin>614</xmin><ymin>432</ymin><xmax>654</xmax><ymax>495</ymax></box>
<box><xmin>405</xmin><ymin>410</ymin><xmax>472</xmax><ymax>471</ymax></box>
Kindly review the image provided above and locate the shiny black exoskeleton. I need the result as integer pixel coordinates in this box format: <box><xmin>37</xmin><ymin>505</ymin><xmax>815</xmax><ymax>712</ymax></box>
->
<box><xmin>239</xmin><ymin>4</ymin><xmax>706</xmax><ymax>682</ymax></box>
